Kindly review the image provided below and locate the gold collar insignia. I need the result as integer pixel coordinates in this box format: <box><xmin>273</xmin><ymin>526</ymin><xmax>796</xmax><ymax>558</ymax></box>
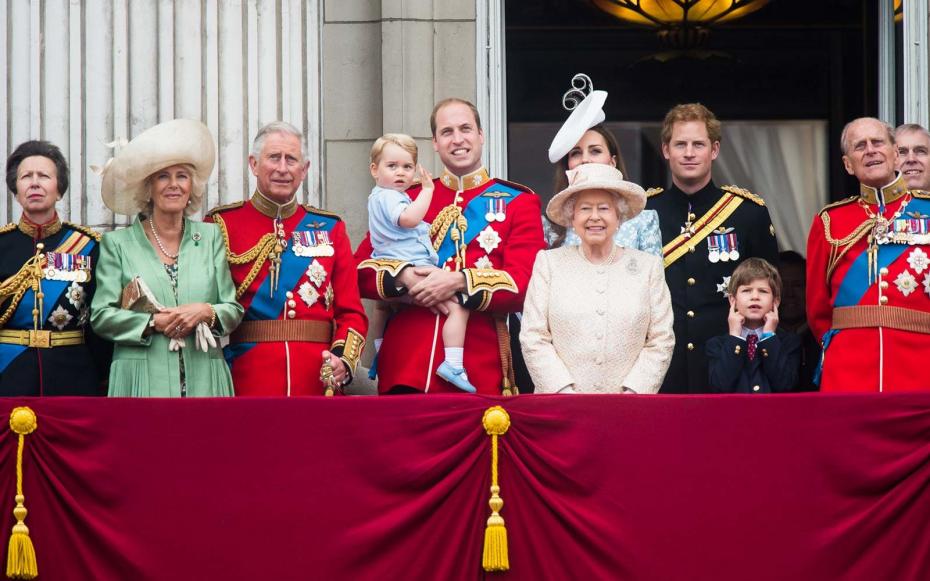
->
<box><xmin>18</xmin><ymin>214</ymin><xmax>62</xmax><ymax>239</ymax></box>
<box><xmin>439</xmin><ymin>167</ymin><xmax>490</xmax><ymax>192</ymax></box>
<box><xmin>860</xmin><ymin>173</ymin><xmax>908</xmax><ymax>205</ymax></box>
<box><xmin>250</xmin><ymin>190</ymin><xmax>298</xmax><ymax>219</ymax></box>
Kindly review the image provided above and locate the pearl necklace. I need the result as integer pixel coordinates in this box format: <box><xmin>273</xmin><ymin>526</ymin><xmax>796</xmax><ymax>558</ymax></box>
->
<box><xmin>578</xmin><ymin>244</ymin><xmax>618</xmax><ymax>266</ymax></box>
<box><xmin>149</xmin><ymin>217</ymin><xmax>181</xmax><ymax>260</ymax></box>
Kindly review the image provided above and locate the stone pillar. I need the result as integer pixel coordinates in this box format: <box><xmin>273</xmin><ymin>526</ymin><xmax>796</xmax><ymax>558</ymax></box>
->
<box><xmin>321</xmin><ymin>0</ymin><xmax>477</xmax><ymax>246</ymax></box>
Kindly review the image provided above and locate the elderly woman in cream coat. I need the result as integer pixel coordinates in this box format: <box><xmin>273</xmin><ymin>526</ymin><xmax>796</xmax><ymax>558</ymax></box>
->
<box><xmin>520</xmin><ymin>163</ymin><xmax>674</xmax><ymax>394</ymax></box>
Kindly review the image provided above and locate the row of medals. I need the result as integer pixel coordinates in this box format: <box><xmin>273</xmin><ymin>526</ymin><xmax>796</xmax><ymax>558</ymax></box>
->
<box><xmin>44</xmin><ymin>252</ymin><xmax>91</xmax><ymax>282</ymax></box>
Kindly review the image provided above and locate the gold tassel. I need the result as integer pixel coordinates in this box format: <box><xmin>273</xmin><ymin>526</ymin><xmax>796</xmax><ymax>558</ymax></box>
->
<box><xmin>7</xmin><ymin>407</ymin><xmax>38</xmax><ymax>580</ymax></box>
<box><xmin>482</xmin><ymin>406</ymin><xmax>511</xmax><ymax>572</ymax></box>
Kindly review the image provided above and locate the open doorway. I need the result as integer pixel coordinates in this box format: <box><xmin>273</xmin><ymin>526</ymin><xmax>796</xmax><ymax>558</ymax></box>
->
<box><xmin>504</xmin><ymin>0</ymin><xmax>896</xmax><ymax>254</ymax></box>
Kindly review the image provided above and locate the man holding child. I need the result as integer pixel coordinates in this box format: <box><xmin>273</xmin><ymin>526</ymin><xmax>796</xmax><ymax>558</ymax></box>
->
<box><xmin>356</xmin><ymin>98</ymin><xmax>545</xmax><ymax>395</ymax></box>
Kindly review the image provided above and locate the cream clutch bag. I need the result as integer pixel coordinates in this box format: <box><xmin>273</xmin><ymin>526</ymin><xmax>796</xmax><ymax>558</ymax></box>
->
<box><xmin>120</xmin><ymin>276</ymin><xmax>216</xmax><ymax>352</ymax></box>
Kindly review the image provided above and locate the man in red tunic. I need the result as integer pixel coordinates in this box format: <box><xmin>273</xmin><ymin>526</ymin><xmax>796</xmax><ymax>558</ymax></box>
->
<box><xmin>356</xmin><ymin>98</ymin><xmax>545</xmax><ymax>394</ymax></box>
<box><xmin>807</xmin><ymin>117</ymin><xmax>930</xmax><ymax>392</ymax></box>
<box><xmin>206</xmin><ymin>122</ymin><xmax>367</xmax><ymax>396</ymax></box>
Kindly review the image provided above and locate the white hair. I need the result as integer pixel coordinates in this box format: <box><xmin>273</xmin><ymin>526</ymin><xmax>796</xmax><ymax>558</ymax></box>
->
<box><xmin>250</xmin><ymin>121</ymin><xmax>308</xmax><ymax>160</ymax></box>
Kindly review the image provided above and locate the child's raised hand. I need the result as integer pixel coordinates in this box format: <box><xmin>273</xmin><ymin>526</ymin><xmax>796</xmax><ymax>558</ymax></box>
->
<box><xmin>417</xmin><ymin>165</ymin><xmax>434</xmax><ymax>193</ymax></box>
<box><xmin>763</xmin><ymin>304</ymin><xmax>779</xmax><ymax>334</ymax></box>
<box><xmin>727</xmin><ymin>295</ymin><xmax>744</xmax><ymax>337</ymax></box>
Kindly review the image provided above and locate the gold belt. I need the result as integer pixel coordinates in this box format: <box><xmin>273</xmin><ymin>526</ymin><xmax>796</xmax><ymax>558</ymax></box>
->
<box><xmin>230</xmin><ymin>320</ymin><xmax>334</xmax><ymax>344</ymax></box>
<box><xmin>832</xmin><ymin>305</ymin><xmax>930</xmax><ymax>334</ymax></box>
<box><xmin>0</xmin><ymin>329</ymin><xmax>85</xmax><ymax>348</ymax></box>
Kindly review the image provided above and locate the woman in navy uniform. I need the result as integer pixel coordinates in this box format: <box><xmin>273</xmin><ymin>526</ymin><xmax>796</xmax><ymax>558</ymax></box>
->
<box><xmin>0</xmin><ymin>141</ymin><xmax>110</xmax><ymax>395</ymax></box>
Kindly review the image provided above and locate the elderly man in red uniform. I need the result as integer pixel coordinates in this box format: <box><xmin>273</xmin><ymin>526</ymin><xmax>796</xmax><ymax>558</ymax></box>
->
<box><xmin>807</xmin><ymin>117</ymin><xmax>930</xmax><ymax>392</ymax></box>
<box><xmin>356</xmin><ymin>98</ymin><xmax>545</xmax><ymax>394</ymax></box>
<box><xmin>207</xmin><ymin>122</ymin><xmax>367</xmax><ymax>396</ymax></box>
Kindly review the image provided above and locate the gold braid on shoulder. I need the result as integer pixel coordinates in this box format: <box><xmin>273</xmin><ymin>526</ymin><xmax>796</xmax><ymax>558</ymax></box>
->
<box><xmin>213</xmin><ymin>214</ymin><xmax>279</xmax><ymax>299</ymax></box>
<box><xmin>0</xmin><ymin>254</ymin><xmax>46</xmax><ymax>327</ymax></box>
<box><xmin>430</xmin><ymin>205</ymin><xmax>463</xmax><ymax>251</ymax></box>
<box><xmin>820</xmin><ymin>211</ymin><xmax>874</xmax><ymax>283</ymax></box>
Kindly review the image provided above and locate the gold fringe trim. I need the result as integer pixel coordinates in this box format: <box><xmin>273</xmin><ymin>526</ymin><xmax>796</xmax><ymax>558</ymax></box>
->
<box><xmin>482</xmin><ymin>406</ymin><xmax>511</xmax><ymax>572</ymax></box>
<box><xmin>6</xmin><ymin>407</ymin><xmax>38</xmax><ymax>580</ymax></box>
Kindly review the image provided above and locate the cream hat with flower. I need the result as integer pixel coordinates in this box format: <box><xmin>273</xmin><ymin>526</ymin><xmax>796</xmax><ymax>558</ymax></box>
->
<box><xmin>546</xmin><ymin>163</ymin><xmax>646</xmax><ymax>227</ymax></box>
<box><xmin>99</xmin><ymin>119</ymin><xmax>215</xmax><ymax>216</ymax></box>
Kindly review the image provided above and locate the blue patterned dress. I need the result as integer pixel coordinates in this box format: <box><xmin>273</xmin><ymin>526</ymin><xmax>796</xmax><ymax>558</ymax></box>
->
<box><xmin>543</xmin><ymin>210</ymin><xmax>662</xmax><ymax>256</ymax></box>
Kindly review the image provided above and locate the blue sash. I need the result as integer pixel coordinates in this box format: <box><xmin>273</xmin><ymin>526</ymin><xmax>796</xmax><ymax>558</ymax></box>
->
<box><xmin>434</xmin><ymin>183</ymin><xmax>524</xmax><ymax>265</ymax></box>
<box><xmin>226</xmin><ymin>212</ymin><xmax>337</xmax><ymax>364</ymax></box>
<box><xmin>816</xmin><ymin>197</ymin><xmax>930</xmax><ymax>384</ymax></box>
<box><xmin>0</xmin><ymin>229</ymin><xmax>96</xmax><ymax>373</ymax></box>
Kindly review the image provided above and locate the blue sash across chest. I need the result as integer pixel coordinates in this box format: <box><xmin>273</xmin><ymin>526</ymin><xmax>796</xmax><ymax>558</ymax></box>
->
<box><xmin>226</xmin><ymin>213</ymin><xmax>337</xmax><ymax>365</ymax></box>
<box><xmin>834</xmin><ymin>197</ymin><xmax>930</xmax><ymax>308</ymax></box>
<box><xmin>245</xmin><ymin>213</ymin><xmax>337</xmax><ymax>321</ymax></box>
<box><xmin>0</xmin><ymin>228</ymin><xmax>96</xmax><ymax>372</ymax></box>
<box><xmin>434</xmin><ymin>182</ymin><xmax>523</xmax><ymax>265</ymax></box>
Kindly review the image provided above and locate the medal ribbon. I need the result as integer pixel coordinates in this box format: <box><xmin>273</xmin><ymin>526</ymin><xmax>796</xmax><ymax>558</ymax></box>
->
<box><xmin>434</xmin><ymin>183</ymin><xmax>523</xmax><ymax>266</ymax></box>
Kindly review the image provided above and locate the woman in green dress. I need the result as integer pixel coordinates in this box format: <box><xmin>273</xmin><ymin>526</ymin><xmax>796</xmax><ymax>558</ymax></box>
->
<box><xmin>90</xmin><ymin>119</ymin><xmax>243</xmax><ymax>396</ymax></box>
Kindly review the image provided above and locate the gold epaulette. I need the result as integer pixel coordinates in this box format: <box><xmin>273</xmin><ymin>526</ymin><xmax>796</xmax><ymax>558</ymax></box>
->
<box><xmin>205</xmin><ymin>200</ymin><xmax>245</xmax><ymax>217</ymax></box>
<box><xmin>496</xmin><ymin>178</ymin><xmax>535</xmax><ymax>195</ymax></box>
<box><xmin>302</xmin><ymin>205</ymin><xmax>342</xmax><ymax>221</ymax></box>
<box><xmin>63</xmin><ymin>222</ymin><xmax>101</xmax><ymax>241</ymax></box>
<box><xmin>910</xmin><ymin>189</ymin><xmax>930</xmax><ymax>200</ymax></box>
<box><xmin>0</xmin><ymin>223</ymin><xmax>15</xmax><ymax>235</ymax></box>
<box><xmin>818</xmin><ymin>196</ymin><xmax>858</xmax><ymax>215</ymax></box>
<box><xmin>645</xmin><ymin>187</ymin><xmax>663</xmax><ymax>198</ymax></box>
<box><xmin>721</xmin><ymin>185</ymin><xmax>765</xmax><ymax>206</ymax></box>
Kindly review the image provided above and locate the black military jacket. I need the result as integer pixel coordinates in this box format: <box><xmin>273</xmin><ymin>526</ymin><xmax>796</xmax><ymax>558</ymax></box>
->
<box><xmin>646</xmin><ymin>181</ymin><xmax>779</xmax><ymax>393</ymax></box>
<box><xmin>0</xmin><ymin>217</ymin><xmax>110</xmax><ymax>395</ymax></box>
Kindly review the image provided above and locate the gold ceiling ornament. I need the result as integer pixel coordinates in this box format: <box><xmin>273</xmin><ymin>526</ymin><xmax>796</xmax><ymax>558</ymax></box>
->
<box><xmin>592</xmin><ymin>0</ymin><xmax>770</xmax><ymax>48</ymax></box>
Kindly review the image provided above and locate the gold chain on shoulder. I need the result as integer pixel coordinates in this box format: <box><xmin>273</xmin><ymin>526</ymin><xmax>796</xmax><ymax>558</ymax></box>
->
<box><xmin>213</xmin><ymin>214</ymin><xmax>279</xmax><ymax>298</ymax></box>
<box><xmin>820</xmin><ymin>209</ymin><xmax>874</xmax><ymax>283</ymax></box>
<box><xmin>429</xmin><ymin>205</ymin><xmax>463</xmax><ymax>252</ymax></box>
<box><xmin>0</xmin><ymin>254</ymin><xmax>46</xmax><ymax>327</ymax></box>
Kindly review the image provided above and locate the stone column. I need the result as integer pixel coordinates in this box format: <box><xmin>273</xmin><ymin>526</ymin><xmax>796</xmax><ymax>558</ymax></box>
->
<box><xmin>321</xmin><ymin>0</ymin><xmax>477</xmax><ymax>246</ymax></box>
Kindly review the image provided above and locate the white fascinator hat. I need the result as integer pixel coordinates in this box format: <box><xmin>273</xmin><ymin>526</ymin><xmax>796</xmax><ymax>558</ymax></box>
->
<box><xmin>547</xmin><ymin>73</ymin><xmax>608</xmax><ymax>163</ymax></box>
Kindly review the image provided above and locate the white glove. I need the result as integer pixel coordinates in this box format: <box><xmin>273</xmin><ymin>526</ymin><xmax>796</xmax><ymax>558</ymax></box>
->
<box><xmin>168</xmin><ymin>337</ymin><xmax>185</xmax><ymax>351</ymax></box>
<box><xmin>194</xmin><ymin>322</ymin><xmax>217</xmax><ymax>353</ymax></box>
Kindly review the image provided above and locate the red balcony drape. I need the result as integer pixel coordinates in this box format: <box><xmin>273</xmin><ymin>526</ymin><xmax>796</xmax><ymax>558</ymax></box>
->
<box><xmin>0</xmin><ymin>394</ymin><xmax>928</xmax><ymax>580</ymax></box>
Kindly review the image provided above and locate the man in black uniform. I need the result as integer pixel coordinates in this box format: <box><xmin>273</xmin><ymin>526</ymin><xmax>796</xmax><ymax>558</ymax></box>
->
<box><xmin>1</xmin><ymin>140</ymin><xmax>110</xmax><ymax>395</ymax></box>
<box><xmin>646</xmin><ymin>103</ymin><xmax>779</xmax><ymax>393</ymax></box>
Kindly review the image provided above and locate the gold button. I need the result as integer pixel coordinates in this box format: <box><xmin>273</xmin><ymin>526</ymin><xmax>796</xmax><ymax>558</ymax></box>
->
<box><xmin>687</xmin><ymin>278</ymin><xmax>696</xmax><ymax>286</ymax></box>
<box><xmin>687</xmin><ymin>342</ymin><xmax>694</xmax><ymax>351</ymax></box>
<box><xmin>880</xmin><ymin>295</ymin><xmax>889</xmax><ymax>305</ymax></box>
<box><xmin>688</xmin><ymin>246</ymin><xmax>695</xmax><ymax>253</ymax></box>
<box><xmin>287</xmin><ymin>300</ymin><xmax>296</xmax><ymax>308</ymax></box>
<box><xmin>285</xmin><ymin>291</ymin><xmax>294</xmax><ymax>299</ymax></box>
<box><xmin>880</xmin><ymin>281</ymin><xmax>889</xmax><ymax>289</ymax></box>
<box><xmin>287</xmin><ymin>310</ymin><xmax>296</xmax><ymax>319</ymax></box>
<box><xmin>880</xmin><ymin>267</ymin><xmax>889</xmax><ymax>275</ymax></box>
<box><xmin>752</xmin><ymin>385</ymin><xmax>761</xmax><ymax>392</ymax></box>
<box><xmin>687</xmin><ymin>310</ymin><xmax>695</xmax><ymax>318</ymax></box>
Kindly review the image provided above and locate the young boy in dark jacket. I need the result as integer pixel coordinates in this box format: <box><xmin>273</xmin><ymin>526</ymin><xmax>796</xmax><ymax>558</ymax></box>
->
<box><xmin>706</xmin><ymin>258</ymin><xmax>801</xmax><ymax>393</ymax></box>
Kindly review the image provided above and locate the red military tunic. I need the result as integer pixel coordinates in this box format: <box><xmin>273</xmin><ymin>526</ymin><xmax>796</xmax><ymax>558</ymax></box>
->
<box><xmin>206</xmin><ymin>191</ymin><xmax>367</xmax><ymax>396</ymax></box>
<box><xmin>356</xmin><ymin>167</ymin><xmax>545</xmax><ymax>394</ymax></box>
<box><xmin>807</xmin><ymin>174</ymin><xmax>930</xmax><ymax>392</ymax></box>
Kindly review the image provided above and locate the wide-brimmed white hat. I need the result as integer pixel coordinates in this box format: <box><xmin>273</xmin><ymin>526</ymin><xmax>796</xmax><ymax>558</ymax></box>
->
<box><xmin>546</xmin><ymin>163</ymin><xmax>646</xmax><ymax>227</ymax></box>
<box><xmin>548</xmin><ymin>74</ymin><xmax>608</xmax><ymax>163</ymax></box>
<box><xmin>99</xmin><ymin>119</ymin><xmax>215</xmax><ymax>215</ymax></box>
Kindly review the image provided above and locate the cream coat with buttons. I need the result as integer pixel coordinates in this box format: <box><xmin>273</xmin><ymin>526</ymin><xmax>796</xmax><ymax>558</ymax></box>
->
<box><xmin>520</xmin><ymin>245</ymin><xmax>674</xmax><ymax>394</ymax></box>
